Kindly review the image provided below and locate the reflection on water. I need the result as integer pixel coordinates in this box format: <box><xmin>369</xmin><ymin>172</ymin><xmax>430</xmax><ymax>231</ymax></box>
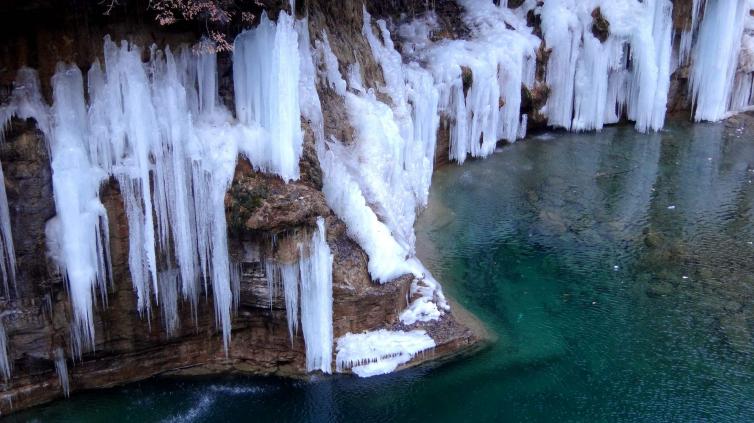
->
<box><xmin>11</xmin><ymin>120</ymin><xmax>754</xmax><ymax>422</ymax></box>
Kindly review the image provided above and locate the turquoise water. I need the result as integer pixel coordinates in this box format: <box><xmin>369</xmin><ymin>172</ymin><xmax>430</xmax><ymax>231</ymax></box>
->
<box><xmin>11</xmin><ymin>120</ymin><xmax>754</xmax><ymax>422</ymax></box>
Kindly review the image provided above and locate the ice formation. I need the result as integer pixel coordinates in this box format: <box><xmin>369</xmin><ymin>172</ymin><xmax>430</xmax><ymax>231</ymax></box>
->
<box><xmin>335</xmin><ymin>329</ymin><xmax>435</xmax><ymax>377</ymax></box>
<box><xmin>262</xmin><ymin>218</ymin><xmax>333</xmax><ymax>373</ymax></box>
<box><xmin>398</xmin><ymin>263</ymin><xmax>446</xmax><ymax>325</ymax></box>
<box><xmin>689</xmin><ymin>0</ymin><xmax>753</xmax><ymax>121</ymax></box>
<box><xmin>731</xmin><ymin>16</ymin><xmax>754</xmax><ymax>111</ymax></box>
<box><xmin>70</xmin><ymin>37</ymin><xmax>247</xmax><ymax>353</ymax></box>
<box><xmin>539</xmin><ymin>0</ymin><xmax>673</xmax><ymax>132</ymax></box>
<box><xmin>315</xmin><ymin>13</ymin><xmax>428</xmax><ymax>283</ymax></box>
<box><xmin>48</xmin><ymin>64</ymin><xmax>113</xmax><ymax>355</ymax></box>
<box><xmin>234</xmin><ymin>12</ymin><xmax>303</xmax><ymax>182</ymax></box>
<box><xmin>0</xmin><ymin>11</ymin><xmax>314</xmax><ymax>356</ymax></box>
<box><xmin>54</xmin><ymin>347</ymin><xmax>70</xmax><ymax>397</ymax></box>
<box><xmin>314</xmin><ymin>12</ymin><xmax>448</xmax><ymax>328</ymax></box>
<box><xmin>0</xmin><ymin>162</ymin><xmax>14</xmax><ymax>299</ymax></box>
<box><xmin>299</xmin><ymin>217</ymin><xmax>334</xmax><ymax>373</ymax></box>
<box><xmin>0</xmin><ymin>318</ymin><xmax>9</xmax><ymax>382</ymax></box>
<box><xmin>0</xmin><ymin>68</ymin><xmax>51</xmax><ymax>297</ymax></box>
<box><xmin>676</xmin><ymin>0</ymin><xmax>703</xmax><ymax>67</ymax></box>
<box><xmin>399</xmin><ymin>0</ymin><xmax>539</xmax><ymax>163</ymax></box>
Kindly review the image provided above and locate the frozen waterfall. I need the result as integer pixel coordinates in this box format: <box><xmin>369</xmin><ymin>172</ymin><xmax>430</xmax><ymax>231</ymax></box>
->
<box><xmin>299</xmin><ymin>217</ymin><xmax>334</xmax><ymax>373</ymax></box>
<box><xmin>540</xmin><ymin>0</ymin><xmax>673</xmax><ymax>132</ymax></box>
<box><xmin>234</xmin><ymin>12</ymin><xmax>303</xmax><ymax>182</ymax></box>
<box><xmin>261</xmin><ymin>217</ymin><xmax>334</xmax><ymax>373</ymax></box>
<box><xmin>0</xmin><ymin>11</ymin><xmax>312</xmax><ymax>356</ymax></box>
<box><xmin>690</xmin><ymin>0</ymin><xmax>751</xmax><ymax>121</ymax></box>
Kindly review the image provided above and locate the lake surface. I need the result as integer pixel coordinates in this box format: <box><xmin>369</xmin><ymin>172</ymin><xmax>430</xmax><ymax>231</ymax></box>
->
<box><xmin>11</xmin><ymin>119</ymin><xmax>754</xmax><ymax>422</ymax></box>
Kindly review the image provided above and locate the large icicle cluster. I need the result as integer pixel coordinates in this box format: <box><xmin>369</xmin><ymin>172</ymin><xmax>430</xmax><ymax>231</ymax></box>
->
<box><xmin>50</xmin><ymin>38</ymin><xmax>253</xmax><ymax>354</ymax></box>
<box><xmin>46</xmin><ymin>64</ymin><xmax>114</xmax><ymax>355</ymax></box>
<box><xmin>263</xmin><ymin>218</ymin><xmax>334</xmax><ymax>374</ymax></box>
<box><xmin>336</xmin><ymin>329</ymin><xmax>435</xmax><ymax>377</ymax></box>
<box><xmin>689</xmin><ymin>0</ymin><xmax>754</xmax><ymax>121</ymax></box>
<box><xmin>234</xmin><ymin>13</ymin><xmax>304</xmax><ymax>182</ymax></box>
<box><xmin>299</xmin><ymin>217</ymin><xmax>334</xmax><ymax>373</ymax></box>
<box><xmin>0</xmin><ymin>11</ymin><xmax>329</xmax><ymax>358</ymax></box>
<box><xmin>539</xmin><ymin>0</ymin><xmax>673</xmax><ymax>132</ymax></box>
<box><xmin>399</xmin><ymin>0</ymin><xmax>539</xmax><ymax>163</ymax></box>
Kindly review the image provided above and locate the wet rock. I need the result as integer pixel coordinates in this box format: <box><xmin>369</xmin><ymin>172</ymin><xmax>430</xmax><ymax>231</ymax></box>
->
<box><xmin>643</xmin><ymin>228</ymin><xmax>663</xmax><ymax>248</ymax></box>
<box><xmin>591</xmin><ymin>8</ymin><xmax>610</xmax><ymax>43</ymax></box>
<box><xmin>721</xmin><ymin>313</ymin><xmax>752</xmax><ymax>352</ymax></box>
<box><xmin>645</xmin><ymin>281</ymin><xmax>673</xmax><ymax>298</ymax></box>
<box><xmin>461</xmin><ymin>66</ymin><xmax>473</xmax><ymax>97</ymax></box>
<box><xmin>226</xmin><ymin>159</ymin><xmax>331</xmax><ymax>235</ymax></box>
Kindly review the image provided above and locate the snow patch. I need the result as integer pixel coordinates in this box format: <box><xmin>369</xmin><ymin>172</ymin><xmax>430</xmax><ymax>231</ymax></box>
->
<box><xmin>336</xmin><ymin>329</ymin><xmax>435</xmax><ymax>377</ymax></box>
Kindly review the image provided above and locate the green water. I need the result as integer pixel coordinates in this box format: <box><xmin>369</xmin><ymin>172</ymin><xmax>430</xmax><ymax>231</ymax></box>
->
<box><xmin>11</xmin><ymin>120</ymin><xmax>754</xmax><ymax>422</ymax></box>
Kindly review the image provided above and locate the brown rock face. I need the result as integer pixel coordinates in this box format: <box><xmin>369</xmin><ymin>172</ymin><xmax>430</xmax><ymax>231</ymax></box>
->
<box><xmin>0</xmin><ymin>119</ymin><xmax>54</xmax><ymax>298</ymax></box>
<box><xmin>591</xmin><ymin>8</ymin><xmax>610</xmax><ymax>43</ymax></box>
<box><xmin>227</xmin><ymin>158</ymin><xmax>330</xmax><ymax>234</ymax></box>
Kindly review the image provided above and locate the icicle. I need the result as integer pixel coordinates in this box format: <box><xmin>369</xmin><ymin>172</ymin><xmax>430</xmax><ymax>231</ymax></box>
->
<box><xmin>398</xmin><ymin>1</ymin><xmax>538</xmax><ymax>162</ymax></box>
<box><xmin>729</xmin><ymin>7</ymin><xmax>754</xmax><ymax>112</ymax></box>
<box><xmin>0</xmin><ymin>67</ymin><xmax>51</xmax><ymax>139</ymax></box>
<box><xmin>158</xmin><ymin>268</ymin><xmax>181</xmax><ymax>337</ymax></box>
<box><xmin>264</xmin><ymin>258</ymin><xmax>278</xmax><ymax>309</ymax></box>
<box><xmin>0</xmin><ymin>318</ymin><xmax>10</xmax><ymax>382</ymax></box>
<box><xmin>262</xmin><ymin>219</ymin><xmax>332</xmax><ymax>372</ymax></box>
<box><xmin>48</xmin><ymin>64</ymin><xmax>112</xmax><ymax>357</ymax></box>
<box><xmin>297</xmin><ymin>19</ymin><xmax>326</xmax><ymax>131</ymax></box>
<box><xmin>0</xmin><ymin>68</ymin><xmax>51</xmax><ymax>297</ymax></box>
<box><xmin>233</xmin><ymin>12</ymin><xmax>303</xmax><ymax>182</ymax></box>
<box><xmin>54</xmin><ymin>347</ymin><xmax>70</xmax><ymax>397</ymax></box>
<box><xmin>0</xmin><ymin>164</ymin><xmax>16</xmax><ymax>298</ymax></box>
<box><xmin>281</xmin><ymin>262</ymin><xmax>300</xmax><ymax>342</ymax></box>
<box><xmin>540</xmin><ymin>0</ymin><xmax>673</xmax><ymax>133</ymax></box>
<box><xmin>230</xmin><ymin>262</ymin><xmax>241</xmax><ymax>313</ymax></box>
<box><xmin>690</xmin><ymin>0</ymin><xmax>748</xmax><ymax>121</ymax></box>
<box><xmin>314</xmin><ymin>32</ymin><xmax>347</xmax><ymax>96</ymax></box>
<box><xmin>626</xmin><ymin>0</ymin><xmax>674</xmax><ymax>132</ymax></box>
<box><xmin>299</xmin><ymin>217</ymin><xmax>333</xmax><ymax>373</ymax></box>
<box><xmin>150</xmin><ymin>45</ymin><xmax>202</xmax><ymax>314</ymax></box>
<box><xmin>678</xmin><ymin>0</ymin><xmax>704</xmax><ymax>67</ymax></box>
<box><xmin>192</xmin><ymin>124</ymin><xmax>240</xmax><ymax>353</ymax></box>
